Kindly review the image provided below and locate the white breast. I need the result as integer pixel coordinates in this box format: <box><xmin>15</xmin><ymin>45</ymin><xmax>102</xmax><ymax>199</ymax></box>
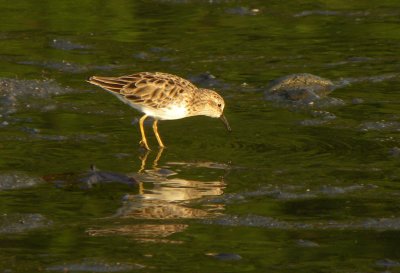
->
<box><xmin>145</xmin><ymin>105</ymin><xmax>188</xmax><ymax>120</ymax></box>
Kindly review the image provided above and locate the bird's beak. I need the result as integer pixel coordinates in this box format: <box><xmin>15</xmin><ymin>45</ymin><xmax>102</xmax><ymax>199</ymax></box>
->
<box><xmin>220</xmin><ymin>114</ymin><xmax>232</xmax><ymax>132</ymax></box>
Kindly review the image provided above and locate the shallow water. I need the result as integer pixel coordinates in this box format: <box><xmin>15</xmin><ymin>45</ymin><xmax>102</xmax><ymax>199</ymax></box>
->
<box><xmin>1</xmin><ymin>0</ymin><xmax>400</xmax><ymax>272</ymax></box>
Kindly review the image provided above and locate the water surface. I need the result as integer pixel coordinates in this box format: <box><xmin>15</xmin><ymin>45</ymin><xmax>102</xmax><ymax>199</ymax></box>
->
<box><xmin>1</xmin><ymin>0</ymin><xmax>400</xmax><ymax>272</ymax></box>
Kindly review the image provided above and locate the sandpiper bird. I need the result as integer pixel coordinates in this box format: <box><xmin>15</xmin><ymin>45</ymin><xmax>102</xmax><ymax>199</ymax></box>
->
<box><xmin>87</xmin><ymin>72</ymin><xmax>231</xmax><ymax>150</ymax></box>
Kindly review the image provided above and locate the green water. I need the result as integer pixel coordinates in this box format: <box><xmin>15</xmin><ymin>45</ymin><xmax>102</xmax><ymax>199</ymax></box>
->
<box><xmin>1</xmin><ymin>0</ymin><xmax>400</xmax><ymax>272</ymax></box>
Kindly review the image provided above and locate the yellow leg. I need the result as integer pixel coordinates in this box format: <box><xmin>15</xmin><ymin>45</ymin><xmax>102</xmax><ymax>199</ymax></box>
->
<box><xmin>138</xmin><ymin>149</ymin><xmax>150</xmax><ymax>173</ymax></box>
<box><xmin>153</xmin><ymin>147</ymin><xmax>165</xmax><ymax>168</ymax></box>
<box><xmin>138</xmin><ymin>181</ymin><xmax>144</xmax><ymax>195</ymax></box>
<box><xmin>152</xmin><ymin>119</ymin><xmax>165</xmax><ymax>148</ymax></box>
<box><xmin>139</xmin><ymin>115</ymin><xmax>150</xmax><ymax>150</ymax></box>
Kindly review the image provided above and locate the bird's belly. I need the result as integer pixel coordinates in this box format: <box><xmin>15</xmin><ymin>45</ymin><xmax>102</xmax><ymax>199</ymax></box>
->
<box><xmin>109</xmin><ymin>92</ymin><xmax>188</xmax><ymax>120</ymax></box>
<box><xmin>144</xmin><ymin>105</ymin><xmax>188</xmax><ymax>120</ymax></box>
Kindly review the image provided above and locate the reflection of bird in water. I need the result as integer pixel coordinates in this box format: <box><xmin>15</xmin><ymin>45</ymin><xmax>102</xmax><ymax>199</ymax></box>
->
<box><xmin>123</xmin><ymin>149</ymin><xmax>226</xmax><ymax>219</ymax></box>
<box><xmin>87</xmin><ymin>72</ymin><xmax>231</xmax><ymax>150</ymax></box>
<box><xmin>88</xmin><ymin>149</ymin><xmax>228</xmax><ymax>242</ymax></box>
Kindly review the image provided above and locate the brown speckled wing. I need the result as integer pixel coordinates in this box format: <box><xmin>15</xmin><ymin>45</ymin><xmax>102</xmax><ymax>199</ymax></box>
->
<box><xmin>88</xmin><ymin>72</ymin><xmax>197</xmax><ymax>109</ymax></box>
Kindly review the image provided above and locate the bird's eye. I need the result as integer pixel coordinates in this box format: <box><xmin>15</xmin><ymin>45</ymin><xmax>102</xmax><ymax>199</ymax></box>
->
<box><xmin>217</xmin><ymin>103</ymin><xmax>222</xmax><ymax>107</ymax></box>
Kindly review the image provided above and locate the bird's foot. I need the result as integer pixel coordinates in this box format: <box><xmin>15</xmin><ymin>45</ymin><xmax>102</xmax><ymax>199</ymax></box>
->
<box><xmin>139</xmin><ymin>140</ymin><xmax>151</xmax><ymax>151</ymax></box>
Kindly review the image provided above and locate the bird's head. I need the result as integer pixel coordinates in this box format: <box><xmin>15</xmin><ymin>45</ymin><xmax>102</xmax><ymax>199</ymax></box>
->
<box><xmin>198</xmin><ymin>89</ymin><xmax>231</xmax><ymax>131</ymax></box>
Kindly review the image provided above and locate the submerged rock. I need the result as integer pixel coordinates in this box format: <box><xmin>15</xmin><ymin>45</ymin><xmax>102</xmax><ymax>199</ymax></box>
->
<box><xmin>296</xmin><ymin>239</ymin><xmax>320</xmax><ymax>248</ymax></box>
<box><xmin>0</xmin><ymin>78</ymin><xmax>72</xmax><ymax>115</ymax></box>
<box><xmin>204</xmin><ymin>215</ymin><xmax>400</xmax><ymax>231</ymax></box>
<box><xmin>360</xmin><ymin>121</ymin><xmax>400</xmax><ymax>132</ymax></box>
<box><xmin>19</xmin><ymin>60</ymin><xmax>124</xmax><ymax>74</ymax></box>
<box><xmin>265</xmin><ymin>73</ymin><xmax>336</xmax><ymax>105</ymax></box>
<box><xmin>203</xmin><ymin>214</ymin><xmax>295</xmax><ymax>229</ymax></box>
<box><xmin>389</xmin><ymin>147</ymin><xmax>400</xmax><ymax>157</ymax></box>
<box><xmin>0</xmin><ymin>78</ymin><xmax>73</xmax><ymax>126</ymax></box>
<box><xmin>0</xmin><ymin>172</ymin><xmax>44</xmax><ymax>190</ymax></box>
<box><xmin>46</xmin><ymin>260</ymin><xmax>144</xmax><ymax>272</ymax></box>
<box><xmin>0</xmin><ymin>78</ymin><xmax>72</xmax><ymax>98</ymax></box>
<box><xmin>294</xmin><ymin>10</ymin><xmax>370</xmax><ymax>17</ymax></box>
<box><xmin>189</xmin><ymin>72</ymin><xmax>230</xmax><ymax>90</ymax></box>
<box><xmin>225</xmin><ymin>7</ymin><xmax>260</xmax><ymax>16</ymax></box>
<box><xmin>51</xmin><ymin>39</ymin><xmax>90</xmax><ymax>51</ymax></box>
<box><xmin>376</xmin><ymin>258</ymin><xmax>400</xmax><ymax>268</ymax></box>
<box><xmin>0</xmin><ymin>213</ymin><xmax>52</xmax><ymax>234</ymax></box>
<box><xmin>45</xmin><ymin>165</ymin><xmax>137</xmax><ymax>189</ymax></box>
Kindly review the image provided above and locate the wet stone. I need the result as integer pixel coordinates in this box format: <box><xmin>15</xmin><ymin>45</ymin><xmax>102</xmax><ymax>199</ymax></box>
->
<box><xmin>0</xmin><ymin>213</ymin><xmax>52</xmax><ymax>234</ymax></box>
<box><xmin>264</xmin><ymin>73</ymin><xmax>338</xmax><ymax>107</ymax></box>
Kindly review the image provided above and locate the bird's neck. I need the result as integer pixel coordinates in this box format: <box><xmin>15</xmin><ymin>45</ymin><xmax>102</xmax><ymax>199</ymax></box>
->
<box><xmin>188</xmin><ymin>90</ymin><xmax>211</xmax><ymax>117</ymax></box>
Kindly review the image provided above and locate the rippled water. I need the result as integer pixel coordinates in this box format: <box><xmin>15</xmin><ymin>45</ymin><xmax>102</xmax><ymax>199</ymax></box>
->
<box><xmin>1</xmin><ymin>1</ymin><xmax>400</xmax><ymax>272</ymax></box>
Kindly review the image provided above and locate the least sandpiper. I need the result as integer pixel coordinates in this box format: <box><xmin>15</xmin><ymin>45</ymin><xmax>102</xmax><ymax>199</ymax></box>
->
<box><xmin>87</xmin><ymin>72</ymin><xmax>231</xmax><ymax>150</ymax></box>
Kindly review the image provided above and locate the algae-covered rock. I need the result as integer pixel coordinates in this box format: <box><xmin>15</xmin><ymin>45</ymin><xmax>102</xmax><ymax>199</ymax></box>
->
<box><xmin>265</xmin><ymin>73</ymin><xmax>336</xmax><ymax>104</ymax></box>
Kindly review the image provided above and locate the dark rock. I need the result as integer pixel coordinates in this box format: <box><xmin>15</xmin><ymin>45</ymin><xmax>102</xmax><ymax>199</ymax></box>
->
<box><xmin>80</xmin><ymin>165</ymin><xmax>138</xmax><ymax>188</ymax></box>
<box><xmin>206</xmin><ymin>252</ymin><xmax>242</xmax><ymax>261</ymax></box>
<box><xmin>189</xmin><ymin>72</ymin><xmax>229</xmax><ymax>89</ymax></box>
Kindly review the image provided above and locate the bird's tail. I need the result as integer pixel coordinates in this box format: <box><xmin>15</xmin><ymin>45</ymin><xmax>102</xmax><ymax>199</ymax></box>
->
<box><xmin>87</xmin><ymin>76</ymin><xmax>128</xmax><ymax>93</ymax></box>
